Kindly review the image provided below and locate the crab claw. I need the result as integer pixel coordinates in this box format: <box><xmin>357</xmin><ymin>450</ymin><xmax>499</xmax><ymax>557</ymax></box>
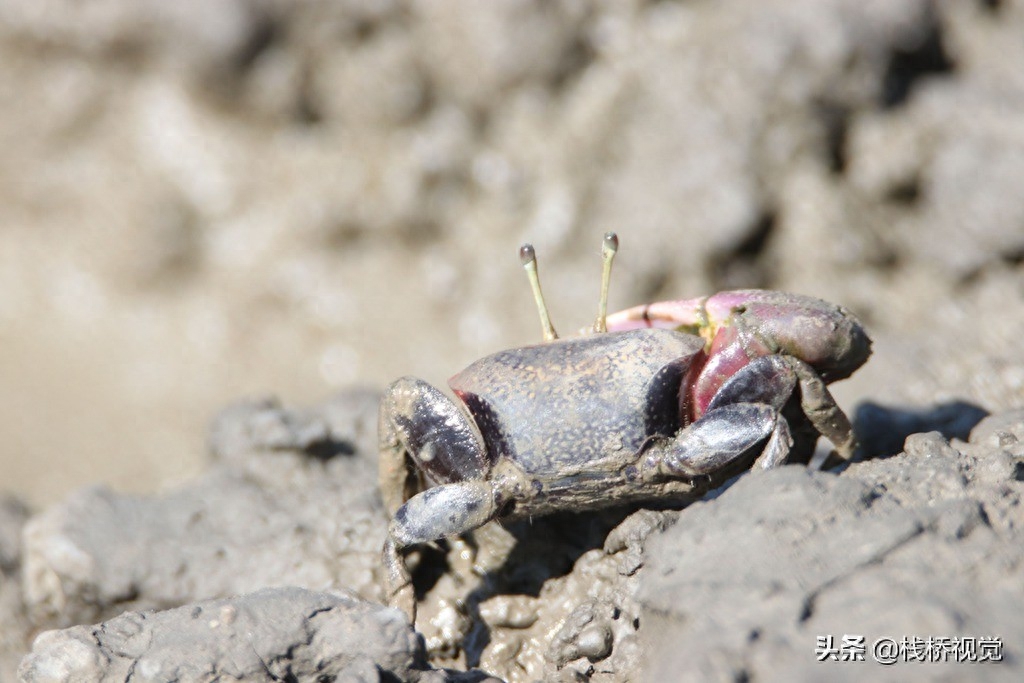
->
<box><xmin>607</xmin><ymin>289</ymin><xmax>870</xmax><ymax>382</ymax></box>
<box><xmin>607</xmin><ymin>289</ymin><xmax>871</xmax><ymax>461</ymax></box>
<box><xmin>707</xmin><ymin>290</ymin><xmax>870</xmax><ymax>382</ymax></box>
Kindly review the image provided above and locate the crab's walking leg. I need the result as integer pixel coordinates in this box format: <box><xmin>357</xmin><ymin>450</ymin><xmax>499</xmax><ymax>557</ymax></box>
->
<box><xmin>378</xmin><ymin>377</ymin><xmax>488</xmax><ymax>516</ymax></box>
<box><xmin>378</xmin><ymin>377</ymin><xmax>495</xmax><ymax>624</ymax></box>
<box><xmin>641</xmin><ymin>403</ymin><xmax>792</xmax><ymax>478</ymax></box>
<box><xmin>642</xmin><ymin>352</ymin><xmax>860</xmax><ymax>479</ymax></box>
<box><xmin>642</xmin><ymin>355</ymin><xmax>799</xmax><ymax>478</ymax></box>
<box><xmin>383</xmin><ymin>537</ymin><xmax>416</xmax><ymax>622</ymax></box>
<box><xmin>383</xmin><ymin>480</ymin><xmax>499</xmax><ymax>624</ymax></box>
<box><xmin>780</xmin><ymin>355</ymin><xmax>858</xmax><ymax>462</ymax></box>
<box><xmin>707</xmin><ymin>352</ymin><xmax>858</xmax><ymax>463</ymax></box>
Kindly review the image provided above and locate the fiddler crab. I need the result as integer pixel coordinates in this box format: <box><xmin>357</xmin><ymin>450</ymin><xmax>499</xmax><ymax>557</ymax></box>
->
<box><xmin>380</xmin><ymin>234</ymin><xmax>871</xmax><ymax>622</ymax></box>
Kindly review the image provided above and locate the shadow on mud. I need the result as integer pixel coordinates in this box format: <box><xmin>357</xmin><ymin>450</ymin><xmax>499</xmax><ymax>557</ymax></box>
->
<box><xmin>854</xmin><ymin>399</ymin><xmax>989</xmax><ymax>459</ymax></box>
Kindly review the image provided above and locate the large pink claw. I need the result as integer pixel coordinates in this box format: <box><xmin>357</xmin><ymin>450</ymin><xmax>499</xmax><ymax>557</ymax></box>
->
<box><xmin>606</xmin><ymin>289</ymin><xmax>872</xmax><ymax>421</ymax></box>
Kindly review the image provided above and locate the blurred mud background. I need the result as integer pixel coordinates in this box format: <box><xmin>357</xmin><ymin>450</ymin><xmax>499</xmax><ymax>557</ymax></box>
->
<box><xmin>2</xmin><ymin>0</ymin><xmax>1024</xmax><ymax>681</ymax></box>
<box><xmin>2</xmin><ymin>0</ymin><xmax>1021</xmax><ymax>506</ymax></box>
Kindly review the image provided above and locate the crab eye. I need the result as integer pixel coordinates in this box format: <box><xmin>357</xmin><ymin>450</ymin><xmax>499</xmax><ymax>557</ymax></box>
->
<box><xmin>592</xmin><ymin>232</ymin><xmax>619</xmax><ymax>334</ymax></box>
<box><xmin>519</xmin><ymin>242</ymin><xmax>559</xmax><ymax>342</ymax></box>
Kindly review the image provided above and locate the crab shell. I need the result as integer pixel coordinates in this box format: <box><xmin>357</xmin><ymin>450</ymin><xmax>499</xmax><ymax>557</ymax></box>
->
<box><xmin>448</xmin><ymin>327</ymin><xmax>704</xmax><ymax>485</ymax></box>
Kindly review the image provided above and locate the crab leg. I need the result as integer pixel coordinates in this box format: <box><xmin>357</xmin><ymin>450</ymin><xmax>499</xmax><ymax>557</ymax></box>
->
<box><xmin>378</xmin><ymin>377</ymin><xmax>489</xmax><ymax>516</ymax></box>
<box><xmin>781</xmin><ymin>356</ymin><xmax>857</xmax><ymax>461</ymax></box>
<box><xmin>382</xmin><ymin>537</ymin><xmax>416</xmax><ymax>623</ymax></box>
<box><xmin>605</xmin><ymin>298</ymin><xmax>709</xmax><ymax>334</ymax></box>
<box><xmin>383</xmin><ymin>480</ymin><xmax>499</xmax><ymax>623</ymax></box>
<box><xmin>379</xmin><ymin>376</ymin><xmax>500</xmax><ymax>625</ymax></box>
<box><xmin>703</xmin><ymin>352</ymin><xmax>857</xmax><ymax>463</ymax></box>
<box><xmin>640</xmin><ymin>402</ymin><xmax>793</xmax><ymax>478</ymax></box>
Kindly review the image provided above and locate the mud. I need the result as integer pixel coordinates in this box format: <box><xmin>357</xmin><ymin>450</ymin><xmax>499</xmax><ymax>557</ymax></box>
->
<box><xmin>9</xmin><ymin>396</ymin><xmax>1024</xmax><ymax>682</ymax></box>
<box><xmin>2</xmin><ymin>1</ymin><xmax>1024</xmax><ymax>681</ymax></box>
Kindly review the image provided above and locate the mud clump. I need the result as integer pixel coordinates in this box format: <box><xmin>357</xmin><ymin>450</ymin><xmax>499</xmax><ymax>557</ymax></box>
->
<box><xmin>6</xmin><ymin>395</ymin><xmax>1024</xmax><ymax>681</ymax></box>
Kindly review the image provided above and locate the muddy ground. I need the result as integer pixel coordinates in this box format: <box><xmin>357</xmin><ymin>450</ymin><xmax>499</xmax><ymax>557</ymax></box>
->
<box><xmin>2</xmin><ymin>1</ymin><xmax>1023</xmax><ymax>681</ymax></box>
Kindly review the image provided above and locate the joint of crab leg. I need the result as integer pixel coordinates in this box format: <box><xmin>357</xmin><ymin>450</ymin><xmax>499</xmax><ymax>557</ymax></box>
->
<box><xmin>592</xmin><ymin>232</ymin><xmax>619</xmax><ymax>334</ymax></box>
<box><xmin>519</xmin><ymin>243</ymin><xmax>559</xmax><ymax>341</ymax></box>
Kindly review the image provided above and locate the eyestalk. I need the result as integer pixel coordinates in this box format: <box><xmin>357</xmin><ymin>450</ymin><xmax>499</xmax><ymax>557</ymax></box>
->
<box><xmin>519</xmin><ymin>243</ymin><xmax>559</xmax><ymax>342</ymax></box>
<box><xmin>592</xmin><ymin>232</ymin><xmax>618</xmax><ymax>334</ymax></box>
